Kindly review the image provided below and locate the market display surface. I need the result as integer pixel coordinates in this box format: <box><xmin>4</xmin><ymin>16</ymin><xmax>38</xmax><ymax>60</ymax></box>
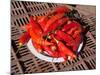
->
<box><xmin>11</xmin><ymin>0</ymin><xmax>96</xmax><ymax>74</ymax></box>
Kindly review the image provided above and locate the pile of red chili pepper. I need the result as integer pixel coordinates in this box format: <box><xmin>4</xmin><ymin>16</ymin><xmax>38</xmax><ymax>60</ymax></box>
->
<box><xmin>19</xmin><ymin>6</ymin><xmax>83</xmax><ymax>62</ymax></box>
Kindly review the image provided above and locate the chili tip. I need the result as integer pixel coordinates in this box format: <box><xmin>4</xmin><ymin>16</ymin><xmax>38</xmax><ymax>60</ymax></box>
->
<box><xmin>68</xmin><ymin>56</ymin><xmax>71</xmax><ymax>60</ymax></box>
<box><xmin>38</xmin><ymin>49</ymin><xmax>42</xmax><ymax>53</ymax></box>
<box><xmin>51</xmin><ymin>46</ymin><xmax>57</xmax><ymax>51</ymax></box>
<box><xmin>18</xmin><ymin>43</ymin><xmax>23</xmax><ymax>48</ymax></box>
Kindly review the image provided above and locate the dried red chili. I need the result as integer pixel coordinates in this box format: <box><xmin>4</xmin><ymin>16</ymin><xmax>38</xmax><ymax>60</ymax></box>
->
<box><xmin>62</xmin><ymin>21</ymin><xmax>81</xmax><ymax>32</ymax></box>
<box><xmin>53</xmin><ymin>37</ymin><xmax>76</xmax><ymax>60</ymax></box>
<box><xmin>73</xmin><ymin>34</ymin><xmax>82</xmax><ymax>52</ymax></box>
<box><xmin>56</xmin><ymin>30</ymin><xmax>75</xmax><ymax>46</ymax></box>
<box><xmin>43</xmin><ymin>17</ymin><xmax>69</xmax><ymax>36</ymax></box>
<box><xmin>54</xmin><ymin>6</ymin><xmax>71</xmax><ymax>13</ymax></box>
<box><xmin>29</xmin><ymin>26</ymin><xmax>52</xmax><ymax>45</ymax></box>
<box><xmin>42</xmin><ymin>45</ymin><xmax>59</xmax><ymax>57</ymax></box>
<box><xmin>38</xmin><ymin>16</ymin><xmax>49</xmax><ymax>31</ymax></box>
<box><xmin>19</xmin><ymin>32</ymin><xmax>30</xmax><ymax>46</ymax></box>
<box><xmin>30</xmin><ymin>16</ymin><xmax>43</xmax><ymax>35</ymax></box>
<box><xmin>44</xmin><ymin>13</ymin><xmax>65</xmax><ymax>31</ymax></box>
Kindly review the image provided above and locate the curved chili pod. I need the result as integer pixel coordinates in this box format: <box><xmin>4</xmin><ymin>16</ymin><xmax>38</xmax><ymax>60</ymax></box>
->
<box><xmin>19</xmin><ymin>32</ymin><xmax>31</xmax><ymax>45</ymax></box>
<box><xmin>42</xmin><ymin>45</ymin><xmax>59</xmax><ymax>57</ymax></box>
<box><xmin>30</xmin><ymin>16</ymin><xmax>43</xmax><ymax>35</ymax></box>
<box><xmin>43</xmin><ymin>17</ymin><xmax>69</xmax><ymax>36</ymax></box>
<box><xmin>38</xmin><ymin>16</ymin><xmax>49</xmax><ymax>31</ymax></box>
<box><xmin>56</xmin><ymin>30</ymin><xmax>75</xmax><ymax>46</ymax></box>
<box><xmin>73</xmin><ymin>34</ymin><xmax>82</xmax><ymax>52</ymax></box>
<box><xmin>44</xmin><ymin>13</ymin><xmax>64</xmax><ymax>31</ymax></box>
<box><xmin>53</xmin><ymin>36</ymin><xmax>76</xmax><ymax>60</ymax></box>
<box><xmin>54</xmin><ymin>6</ymin><xmax>71</xmax><ymax>13</ymax></box>
<box><xmin>60</xmin><ymin>42</ymin><xmax>75</xmax><ymax>60</ymax></box>
<box><xmin>62</xmin><ymin>21</ymin><xmax>81</xmax><ymax>32</ymax></box>
<box><xmin>29</xmin><ymin>27</ymin><xmax>52</xmax><ymax>46</ymax></box>
<box><xmin>29</xmin><ymin>27</ymin><xmax>42</xmax><ymax>44</ymax></box>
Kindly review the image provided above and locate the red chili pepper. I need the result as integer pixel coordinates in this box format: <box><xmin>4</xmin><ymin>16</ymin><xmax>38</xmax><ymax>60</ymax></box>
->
<box><xmin>28</xmin><ymin>22</ymin><xmax>53</xmax><ymax>45</ymax></box>
<box><xmin>73</xmin><ymin>34</ymin><xmax>81</xmax><ymax>52</ymax></box>
<box><xmin>53</xmin><ymin>37</ymin><xmax>76</xmax><ymax>60</ymax></box>
<box><xmin>62</xmin><ymin>21</ymin><xmax>81</xmax><ymax>32</ymax></box>
<box><xmin>56</xmin><ymin>30</ymin><xmax>75</xmax><ymax>46</ymax></box>
<box><xmin>19</xmin><ymin>32</ymin><xmax>31</xmax><ymax>46</ymax></box>
<box><xmin>54</xmin><ymin>6</ymin><xmax>71</xmax><ymax>13</ymax></box>
<box><xmin>29</xmin><ymin>27</ymin><xmax>41</xmax><ymax>43</ymax></box>
<box><xmin>42</xmin><ymin>45</ymin><xmax>59</xmax><ymax>57</ymax></box>
<box><xmin>43</xmin><ymin>17</ymin><xmax>69</xmax><ymax>36</ymax></box>
<box><xmin>38</xmin><ymin>16</ymin><xmax>49</xmax><ymax>31</ymax></box>
<box><xmin>30</xmin><ymin>29</ymin><xmax>52</xmax><ymax>45</ymax></box>
<box><xmin>30</xmin><ymin>16</ymin><xmax>43</xmax><ymax>35</ymax></box>
<box><xmin>44</xmin><ymin>13</ymin><xmax>65</xmax><ymax>31</ymax></box>
<box><xmin>32</xmin><ymin>41</ymin><xmax>42</xmax><ymax>53</ymax></box>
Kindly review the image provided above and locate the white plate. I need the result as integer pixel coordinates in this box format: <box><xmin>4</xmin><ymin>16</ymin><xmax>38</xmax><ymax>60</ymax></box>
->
<box><xmin>27</xmin><ymin>39</ymin><xmax>83</xmax><ymax>62</ymax></box>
